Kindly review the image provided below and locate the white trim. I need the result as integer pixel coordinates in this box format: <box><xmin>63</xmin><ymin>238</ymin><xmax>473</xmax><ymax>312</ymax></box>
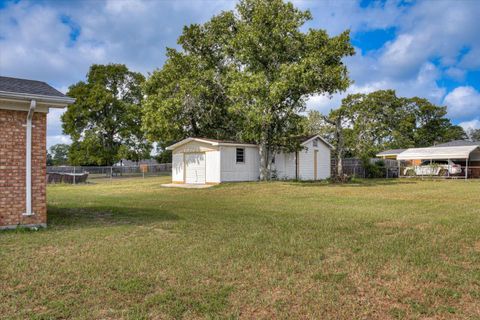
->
<box><xmin>166</xmin><ymin>137</ymin><xmax>257</xmax><ymax>150</ymax></box>
<box><xmin>0</xmin><ymin>91</ymin><xmax>75</xmax><ymax>106</ymax></box>
<box><xmin>301</xmin><ymin>135</ymin><xmax>333</xmax><ymax>149</ymax></box>
<box><xmin>0</xmin><ymin>103</ymin><xmax>49</xmax><ymax>113</ymax></box>
<box><xmin>167</xmin><ymin>136</ymin><xmax>332</xmax><ymax>151</ymax></box>
<box><xmin>376</xmin><ymin>153</ymin><xmax>400</xmax><ymax>157</ymax></box>
<box><xmin>235</xmin><ymin>147</ymin><xmax>245</xmax><ymax>164</ymax></box>
<box><xmin>23</xmin><ymin>100</ymin><xmax>36</xmax><ymax>216</ymax></box>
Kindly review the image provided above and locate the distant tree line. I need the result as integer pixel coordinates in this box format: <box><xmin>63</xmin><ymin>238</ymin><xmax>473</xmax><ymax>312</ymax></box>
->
<box><xmin>58</xmin><ymin>0</ymin><xmax>476</xmax><ymax>179</ymax></box>
<box><xmin>305</xmin><ymin>90</ymin><xmax>467</xmax><ymax>160</ymax></box>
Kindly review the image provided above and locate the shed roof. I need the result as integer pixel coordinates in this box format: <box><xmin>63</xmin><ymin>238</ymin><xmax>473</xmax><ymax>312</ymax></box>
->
<box><xmin>166</xmin><ymin>137</ymin><xmax>257</xmax><ymax>150</ymax></box>
<box><xmin>166</xmin><ymin>135</ymin><xmax>333</xmax><ymax>151</ymax></box>
<box><xmin>298</xmin><ymin>134</ymin><xmax>333</xmax><ymax>149</ymax></box>
<box><xmin>397</xmin><ymin>145</ymin><xmax>480</xmax><ymax>160</ymax></box>
<box><xmin>376</xmin><ymin>148</ymin><xmax>407</xmax><ymax>157</ymax></box>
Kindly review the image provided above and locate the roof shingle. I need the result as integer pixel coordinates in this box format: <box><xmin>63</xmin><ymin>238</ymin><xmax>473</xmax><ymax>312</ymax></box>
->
<box><xmin>0</xmin><ymin>76</ymin><xmax>66</xmax><ymax>98</ymax></box>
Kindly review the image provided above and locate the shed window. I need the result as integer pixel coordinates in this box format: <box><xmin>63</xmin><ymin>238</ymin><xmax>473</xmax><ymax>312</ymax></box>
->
<box><xmin>313</xmin><ymin>139</ymin><xmax>318</xmax><ymax>147</ymax></box>
<box><xmin>236</xmin><ymin>148</ymin><xmax>245</xmax><ymax>163</ymax></box>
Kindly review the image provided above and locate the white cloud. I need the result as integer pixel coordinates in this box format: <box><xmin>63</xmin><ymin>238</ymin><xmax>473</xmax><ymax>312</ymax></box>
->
<box><xmin>377</xmin><ymin>0</ymin><xmax>480</xmax><ymax>79</ymax></box>
<box><xmin>294</xmin><ymin>0</ymin><xmax>405</xmax><ymax>35</ymax></box>
<box><xmin>1</xmin><ymin>0</ymin><xmax>480</xmax><ymax>146</ymax></box>
<box><xmin>307</xmin><ymin>61</ymin><xmax>446</xmax><ymax>114</ymax></box>
<box><xmin>445</xmin><ymin>67</ymin><xmax>466</xmax><ymax>81</ymax></box>
<box><xmin>444</xmin><ymin>86</ymin><xmax>480</xmax><ymax>119</ymax></box>
<box><xmin>47</xmin><ymin>135</ymin><xmax>72</xmax><ymax>149</ymax></box>
<box><xmin>458</xmin><ymin>119</ymin><xmax>480</xmax><ymax>132</ymax></box>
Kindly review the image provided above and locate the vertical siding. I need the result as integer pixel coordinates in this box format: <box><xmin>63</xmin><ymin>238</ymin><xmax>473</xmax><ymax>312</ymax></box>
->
<box><xmin>172</xmin><ymin>153</ymin><xmax>184</xmax><ymax>182</ymax></box>
<box><xmin>316</xmin><ymin>141</ymin><xmax>331</xmax><ymax>179</ymax></box>
<box><xmin>298</xmin><ymin>144</ymin><xmax>314</xmax><ymax>180</ymax></box>
<box><xmin>220</xmin><ymin>146</ymin><xmax>260</xmax><ymax>181</ymax></box>
<box><xmin>274</xmin><ymin>152</ymin><xmax>296</xmax><ymax>179</ymax></box>
<box><xmin>206</xmin><ymin>151</ymin><xmax>221</xmax><ymax>183</ymax></box>
<box><xmin>299</xmin><ymin>139</ymin><xmax>331</xmax><ymax>180</ymax></box>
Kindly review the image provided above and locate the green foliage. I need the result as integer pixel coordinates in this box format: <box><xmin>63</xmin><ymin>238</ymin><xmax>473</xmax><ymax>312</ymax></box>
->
<box><xmin>303</xmin><ymin>110</ymin><xmax>334</xmax><ymax>141</ymax></box>
<box><xmin>362</xmin><ymin>159</ymin><xmax>386</xmax><ymax>179</ymax></box>
<box><xmin>63</xmin><ymin>64</ymin><xmax>151</xmax><ymax>166</ymax></box>
<box><xmin>308</xmin><ymin>90</ymin><xmax>467</xmax><ymax>158</ymax></box>
<box><xmin>142</xmin><ymin>0</ymin><xmax>354</xmax><ymax>179</ymax></box>
<box><xmin>46</xmin><ymin>150</ymin><xmax>53</xmax><ymax>166</ymax></box>
<box><xmin>154</xmin><ymin>149</ymin><xmax>172</xmax><ymax>164</ymax></box>
<box><xmin>48</xmin><ymin>144</ymin><xmax>70</xmax><ymax>166</ymax></box>
<box><xmin>467</xmin><ymin>128</ymin><xmax>480</xmax><ymax>141</ymax></box>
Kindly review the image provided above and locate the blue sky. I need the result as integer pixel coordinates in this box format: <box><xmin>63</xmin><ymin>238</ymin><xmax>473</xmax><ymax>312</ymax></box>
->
<box><xmin>1</xmin><ymin>0</ymin><xmax>479</xmax><ymax>148</ymax></box>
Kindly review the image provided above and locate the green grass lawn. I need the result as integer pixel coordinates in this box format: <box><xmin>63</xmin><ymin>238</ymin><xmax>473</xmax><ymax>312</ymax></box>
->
<box><xmin>1</xmin><ymin>177</ymin><xmax>479</xmax><ymax>319</ymax></box>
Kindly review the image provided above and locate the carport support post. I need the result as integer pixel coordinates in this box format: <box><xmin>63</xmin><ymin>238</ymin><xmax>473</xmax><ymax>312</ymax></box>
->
<box><xmin>466</xmin><ymin>158</ymin><xmax>469</xmax><ymax>180</ymax></box>
<box><xmin>447</xmin><ymin>159</ymin><xmax>450</xmax><ymax>178</ymax></box>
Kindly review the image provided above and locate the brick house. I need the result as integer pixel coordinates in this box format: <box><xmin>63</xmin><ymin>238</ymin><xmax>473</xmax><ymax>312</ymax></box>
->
<box><xmin>0</xmin><ymin>76</ymin><xmax>74</xmax><ymax>229</ymax></box>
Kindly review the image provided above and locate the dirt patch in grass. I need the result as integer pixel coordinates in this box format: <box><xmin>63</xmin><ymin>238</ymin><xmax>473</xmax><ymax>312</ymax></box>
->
<box><xmin>474</xmin><ymin>241</ymin><xmax>480</xmax><ymax>252</ymax></box>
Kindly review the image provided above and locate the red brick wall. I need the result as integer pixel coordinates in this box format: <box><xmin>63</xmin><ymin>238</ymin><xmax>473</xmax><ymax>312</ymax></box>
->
<box><xmin>0</xmin><ymin>109</ymin><xmax>47</xmax><ymax>228</ymax></box>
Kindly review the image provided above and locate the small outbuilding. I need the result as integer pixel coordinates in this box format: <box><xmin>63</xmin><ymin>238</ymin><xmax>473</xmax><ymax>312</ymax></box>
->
<box><xmin>376</xmin><ymin>148</ymin><xmax>407</xmax><ymax>160</ymax></box>
<box><xmin>166</xmin><ymin>135</ymin><xmax>332</xmax><ymax>184</ymax></box>
<box><xmin>0</xmin><ymin>76</ymin><xmax>74</xmax><ymax>229</ymax></box>
<box><xmin>397</xmin><ymin>145</ymin><xmax>480</xmax><ymax>178</ymax></box>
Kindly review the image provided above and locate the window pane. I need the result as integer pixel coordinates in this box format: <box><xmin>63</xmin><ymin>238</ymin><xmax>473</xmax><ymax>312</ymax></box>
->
<box><xmin>236</xmin><ymin>148</ymin><xmax>244</xmax><ymax>163</ymax></box>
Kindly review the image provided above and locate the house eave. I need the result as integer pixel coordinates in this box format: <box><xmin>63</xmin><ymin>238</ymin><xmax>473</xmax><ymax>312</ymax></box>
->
<box><xmin>0</xmin><ymin>91</ymin><xmax>75</xmax><ymax>107</ymax></box>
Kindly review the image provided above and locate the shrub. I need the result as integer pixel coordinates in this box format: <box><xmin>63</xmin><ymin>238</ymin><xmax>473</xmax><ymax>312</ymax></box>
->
<box><xmin>362</xmin><ymin>158</ymin><xmax>386</xmax><ymax>178</ymax></box>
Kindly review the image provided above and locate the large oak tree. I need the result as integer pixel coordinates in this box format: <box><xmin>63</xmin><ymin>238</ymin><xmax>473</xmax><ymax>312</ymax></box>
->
<box><xmin>63</xmin><ymin>64</ymin><xmax>151</xmax><ymax>166</ymax></box>
<box><xmin>143</xmin><ymin>0</ymin><xmax>354</xmax><ymax>180</ymax></box>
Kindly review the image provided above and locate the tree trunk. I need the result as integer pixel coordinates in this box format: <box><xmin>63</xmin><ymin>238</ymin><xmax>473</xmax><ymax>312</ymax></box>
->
<box><xmin>259</xmin><ymin>140</ymin><xmax>269</xmax><ymax>181</ymax></box>
<box><xmin>335</xmin><ymin>116</ymin><xmax>344</xmax><ymax>178</ymax></box>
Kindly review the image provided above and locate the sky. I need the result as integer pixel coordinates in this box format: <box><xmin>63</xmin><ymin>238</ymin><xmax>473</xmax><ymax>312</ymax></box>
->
<box><xmin>0</xmin><ymin>0</ymin><xmax>479</xmax><ymax>148</ymax></box>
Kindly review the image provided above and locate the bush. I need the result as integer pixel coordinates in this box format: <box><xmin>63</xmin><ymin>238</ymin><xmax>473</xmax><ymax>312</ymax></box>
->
<box><xmin>362</xmin><ymin>159</ymin><xmax>386</xmax><ymax>178</ymax></box>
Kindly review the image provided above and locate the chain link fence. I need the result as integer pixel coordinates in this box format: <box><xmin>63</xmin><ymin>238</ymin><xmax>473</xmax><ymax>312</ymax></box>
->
<box><xmin>330</xmin><ymin>158</ymin><xmax>479</xmax><ymax>179</ymax></box>
<box><xmin>398</xmin><ymin>163</ymin><xmax>479</xmax><ymax>179</ymax></box>
<box><xmin>331</xmin><ymin>158</ymin><xmax>400</xmax><ymax>178</ymax></box>
<box><xmin>47</xmin><ymin>164</ymin><xmax>172</xmax><ymax>184</ymax></box>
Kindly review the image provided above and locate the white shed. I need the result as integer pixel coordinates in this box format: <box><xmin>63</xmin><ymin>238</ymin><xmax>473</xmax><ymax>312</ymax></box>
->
<box><xmin>166</xmin><ymin>135</ymin><xmax>332</xmax><ymax>184</ymax></box>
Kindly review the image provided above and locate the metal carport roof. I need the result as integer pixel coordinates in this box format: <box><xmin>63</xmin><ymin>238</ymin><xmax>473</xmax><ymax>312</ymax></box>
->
<box><xmin>397</xmin><ymin>145</ymin><xmax>480</xmax><ymax>160</ymax></box>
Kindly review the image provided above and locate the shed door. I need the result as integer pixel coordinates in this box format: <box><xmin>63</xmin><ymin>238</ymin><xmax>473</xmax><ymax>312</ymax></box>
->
<box><xmin>185</xmin><ymin>153</ymin><xmax>206</xmax><ymax>184</ymax></box>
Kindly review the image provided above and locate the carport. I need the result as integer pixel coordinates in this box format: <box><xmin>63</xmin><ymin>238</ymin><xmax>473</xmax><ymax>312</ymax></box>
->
<box><xmin>397</xmin><ymin>145</ymin><xmax>480</xmax><ymax>179</ymax></box>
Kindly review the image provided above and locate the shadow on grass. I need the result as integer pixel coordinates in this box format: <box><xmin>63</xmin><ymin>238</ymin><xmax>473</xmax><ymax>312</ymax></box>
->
<box><xmin>47</xmin><ymin>205</ymin><xmax>179</xmax><ymax>229</ymax></box>
<box><xmin>287</xmin><ymin>179</ymin><xmax>419</xmax><ymax>188</ymax></box>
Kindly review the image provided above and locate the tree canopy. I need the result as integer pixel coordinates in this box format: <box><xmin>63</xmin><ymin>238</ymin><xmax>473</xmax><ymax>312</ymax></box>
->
<box><xmin>467</xmin><ymin>128</ymin><xmax>480</xmax><ymax>141</ymax></box>
<box><xmin>306</xmin><ymin>90</ymin><xmax>467</xmax><ymax>159</ymax></box>
<box><xmin>63</xmin><ymin>64</ymin><xmax>152</xmax><ymax>166</ymax></box>
<box><xmin>47</xmin><ymin>144</ymin><xmax>70</xmax><ymax>166</ymax></box>
<box><xmin>143</xmin><ymin>0</ymin><xmax>354</xmax><ymax>179</ymax></box>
